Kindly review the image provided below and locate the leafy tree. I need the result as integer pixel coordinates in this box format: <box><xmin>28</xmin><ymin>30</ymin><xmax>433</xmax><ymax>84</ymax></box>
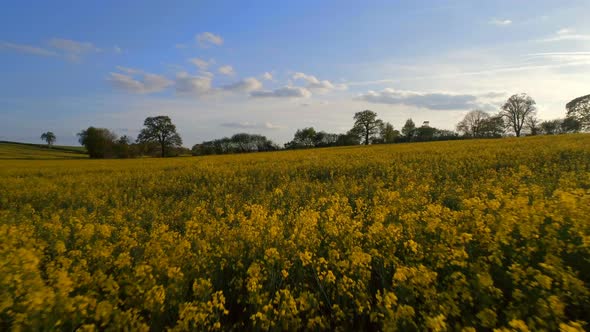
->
<box><xmin>379</xmin><ymin>122</ymin><xmax>399</xmax><ymax>143</ymax></box>
<box><xmin>540</xmin><ymin>119</ymin><xmax>562</xmax><ymax>135</ymax></box>
<box><xmin>113</xmin><ymin>135</ymin><xmax>135</xmax><ymax>158</ymax></box>
<box><xmin>456</xmin><ymin>110</ymin><xmax>489</xmax><ymax>137</ymax></box>
<box><xmin>500</xmin><ymin>93</ymin><xmax>537</xmax><ymax>137</ymax></box>
<box><xmin>313</xmin><ymin>131</ymin><xmax>339</xmax><ymax>147</ymax></box>
<box><xmin>77</xmin><ymin>127</ymin><xmax>117</xmax><ymax>158</ymax></box>
<box><xmin>413</xmin><ymin>124</ymin><xmax>438</xmax><ymax>141</ymax></box>
<box><xmin>566</xmin><ymin>94</ymin><xmax>590</xmax><ymax>130</ymax></box>
<box><xmin>479</xmin><ymin>115</ymin><xmax>505</xmax><ymax>137</ymax></box>
<box><xmin>352</xmin><ymin>110</ymin><xmax>383</xmax><ymax>145</ymax></box>
<box><xmin>561</xmin><ymin>117</ymin><xmax>582</xmax><ymax>133</ymax></box>
<box><xmin>137</xmin><ymin>116</ymin><xmax>183</xmax><ymax>157</ymax></box>
<box><xmin>192</xmin><ymin>133</ymin><xmax>277</xmax><ymax>156</ymax></box>
<box><xmin>290</xmin><ymin>127</ymin><xmax>317</xmax><ymax>148</ymax></box>
<box><xmin>401</xmin><ymin>118</ymin><xmax>416</xmax><ymax>138</ymax></box>
<box><xmin>40</xmin><ymin>131</ymin><xmax>56</xmax><ymax>147</ymax></box>
<box><xmin>336</xmin><ymin>130</ymin><xmax>362</xmax><ymax>146</ymax></box>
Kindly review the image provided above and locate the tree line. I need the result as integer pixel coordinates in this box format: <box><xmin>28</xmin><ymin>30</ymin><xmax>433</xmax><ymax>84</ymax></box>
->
<box><xmin>75</xmin><ymin>116</ymin><xmax>188</xmax><ymax>158</ymax></box>
<box><xmin>39</xmin><ymin>93</ymin><xmax>590</xmax><ymax>158</ymax></box>
<box><xmin>196</xmin><ymin>92</ymin><xmax>585</xmax><ymax>155</ymax></box>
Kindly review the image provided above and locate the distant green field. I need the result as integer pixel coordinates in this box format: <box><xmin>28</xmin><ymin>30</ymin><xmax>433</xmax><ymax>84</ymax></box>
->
<box><xmin>0</xmin><ymin>142</ymin><xmax>88</xmax><ymax>159</ymax></box>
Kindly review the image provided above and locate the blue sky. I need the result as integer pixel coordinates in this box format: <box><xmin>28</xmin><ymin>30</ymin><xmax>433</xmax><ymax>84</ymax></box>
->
<box><xmin>1</xmin><ymin>0</ymin><xmax>589</xmax><ymax>145</ymax></box>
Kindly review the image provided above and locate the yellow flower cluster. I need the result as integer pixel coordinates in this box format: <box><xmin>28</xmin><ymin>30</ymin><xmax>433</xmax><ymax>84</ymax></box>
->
<box><xmin>1</xmin><ymin>134</ymin><xmax>590</xmax><ymax>330</ymax></box>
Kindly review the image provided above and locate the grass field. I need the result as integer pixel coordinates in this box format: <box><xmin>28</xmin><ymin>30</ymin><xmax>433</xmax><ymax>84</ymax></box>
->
<box><xmin>0</xmin><ymin>141</ymin><xmax>87</xmax><ymax>159</ymax></box>
<box><xmin>1</xmin><ymin>134</ymin><xmax>589</xmax><ymax>331</ymax></box>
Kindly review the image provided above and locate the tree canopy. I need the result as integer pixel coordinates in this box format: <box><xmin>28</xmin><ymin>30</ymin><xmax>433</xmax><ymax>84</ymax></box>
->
<box><xmin>566</xmin><ymin>94</ymin><xmax>590</xmax><ymax>130</ymax></box>
<box><xmin>500</xmin><ymin>93</ymin><xmax>536</xmax><ymax>137</ymax></box>
<box><xmin>137</xmin><ymin>116</ymin><xmax>182</xmax><ymax>157</ymax></box>
<box><xmin>77</xmin><ymin>127</ymin><xmax>117</xmax><ymax>158</ymax></box>
<box><xmin>456</xmin><ymin>110</ymin><xmax>490</xmax><ymax>137</ymax></box>
<box><xmin>40</xmin><ymin>131</ymin><xmax>56</xmax><ymax>147</ymax></box>
<box><xmin>352</xmin><ymin>110</ymin><xmax>383</xmax><ymax>145</ymax></box>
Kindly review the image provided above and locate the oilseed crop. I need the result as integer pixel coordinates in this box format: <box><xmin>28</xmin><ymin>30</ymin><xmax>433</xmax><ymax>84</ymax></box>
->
<box><xmin>1</xmin><ymin>134</ymin><xmax>589</xmax><ymax>331</ymax></box>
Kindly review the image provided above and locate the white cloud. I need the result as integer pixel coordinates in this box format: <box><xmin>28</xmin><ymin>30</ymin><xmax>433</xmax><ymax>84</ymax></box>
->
<box><xmin>251</xmin><ymin>86</ymin><xmax>312</xmax><ymax>98</ymax></box>
<box><xmin>489</xmin><ymin>18</ymin><xmax>512</xmax><ymax>26</ymax></box>
<box><xmin>108</xmin><ymin>68</ymin><xmax>173</xmax><ymax>94</ymax></box>
<box><xmin>2</xmin><ymin>38</ymin><xmax>101</xmax><ymax>61</ymax></box>
<box><xmin>557</xmin><ymin>28</ymin><xmax>575</xmax><ymax>35</ymax></box>
<box><xmin>197</xmin><ymin>32</ymin><xmax>223</xmax><ymax>48</ymax></box>
<box><xmin>524</xmin><ymin>52</ymin><xmax>590</xmax><ymax>64</ymax></box>
<box><xmin>48</xmin><ymin>38</ymin><xmax>100</xmax><ymax>61</ymax></box>
<box><xmin>357</xmin><ymin>88</ymin><xmax>481</xmax><ymax>110</ymax></box>
<box><xmin>189</xmin><ymin>57</ymin><xmax>214</xmax><ymax>71</ymax></box>
<box><xmin>0</xmin><ymin>41</ymin><xmax>58</xmax><ymax>56</ymax></box>
<box><xmin>175</xmin><ymin>72</ymin><xmax>261</xmax><ymax>97</ymax></box>
<box><xmin>262</xmin><ymin>72</ymin><xmax>273</xmax><ymax>80</ymax></box>
<box><xmin>219</xmin><ymin>65</ymin><xmax>235</xmax><ymax>76</ymax></box>
<box><xmin>175</xmin><ymin>72</ymin><xmax>213</xmax><ymax>96</ymax></box>
<box><xmin>220</xmin><ymin>121</ymin><xmax>283</xmax><ymax>130</ymax></box>
<box><xmin>113</xmin><ymin>46</ymin><xmax>123</xmax><ymax>54</ymax></box>
<box><xmin>539</xmin><ymin>28</ymin><xmax>590</xmax><ymax>42</ymax></box>
<box><xmin>292</xmin><ymin>72</ymin><xmax>347</xmax><ymax>94</ymax></box>
<box><xmin>221</xmin><ymin>77</ymin><xmax>262</xmax><ymax>92</ymax></box>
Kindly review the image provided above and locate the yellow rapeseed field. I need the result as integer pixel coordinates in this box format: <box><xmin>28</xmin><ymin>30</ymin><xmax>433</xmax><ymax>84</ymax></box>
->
<box><xmin>1</xmin><ymin>135</ymin><xmax>590</xmax><ymax>331</ymax></box>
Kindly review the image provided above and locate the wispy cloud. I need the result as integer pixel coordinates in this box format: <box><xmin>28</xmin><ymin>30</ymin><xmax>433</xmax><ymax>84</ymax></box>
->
<box><xmin>489</xmin><ymin>18</ymin><xmax>512</xmax><ymax>26</ymax></box>
<box><xmin>0</xmin><ymin>41</ymin><xmax>58</xmax><ymax>56</ymax></box>
<box><xmin>189</xmin><ymin>57</ymin><xmax>215</xmax><ymax>71</ymax></box>
<box><xmin>48</xmin><ymin>38</ymin><xmax>100</xmax><ymax>61</ymax></box>
<box><xmin>197</xmin><ymin>32</ymin><xmax>223</xmax><ymax>48</ymax></box>
<box><xmin>524</xmin><ymin>51</ymin><xmax>590</xmax><ymax>62</ymax></box>
<box><xmin>220</xmin><ymin>121</ymin><xmax>284</xmax><ymax>130</ymax></box>
<box><xmin>357</xmin><ymin>88</ymin><xmax>481</xmax><ymax>110</ymax></box>
<box><xmin>538</xmin><ymin>28</ymin><xmax>590</xmax><ymax>42</ymax></box>
<box><xmin>292</xmin><ymin>72</ymin><xmax>347</xmax><ymax>94</ymax></box>
<box><xmin>108</xmin><ymin>67</ymin><xmax>173</xmax><ymax>94</ymax></box>
<box><xmin>175</xmin><ymin>72</ymin><xmax>262</xmax><ymax>97</ymax></box>
<box><xmin>251</xmin><ymin>86</ymin><xmax>312</xmax><ymax>98</ymax></box>
<box><xmin>1</xmin><ymin>38</ymin><xmax>100</xmax><ymax>61</ymax></box>
<box><xmin>221</xmin><ymin>77</ymin><xmax>262</xmax><ymax>92</ymax></box>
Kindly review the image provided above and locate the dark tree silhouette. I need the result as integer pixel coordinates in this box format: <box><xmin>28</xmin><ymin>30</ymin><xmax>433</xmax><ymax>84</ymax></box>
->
<box><xmin>77</xmin><ymin>127</ymin><xmax>117</xmax><ymax>158</ymax></box>
<box><xmin>137</xmin><ymin>116</ymin><xmax>182</xmax><ymax>157</ymax></box>
<box><xmin>500</xmin><ymin>94</ymin><xmax>536</xmax><ymax>137</ymax></box>
<box><xmin>401</xmin><ymin>118</ymin><xmax>416</xmax><ymax>138</ymax></box>
<box><xmin>291</xmin><ymin>127</ymin><xmax>317</xmax><ymax>148</ymax></box>
<box><xmin>566</xmin><ymin>94</ymin><xmax>590</xmax><ymax>130</ymax></box>
<box><xmin>456</xmin><ymin>110</ymin><xmax>490</xmax><ymax>137</ymax></box>
<box><xmin>352</xmin><ymin>110</ymin><xmax>383</xmax><ymax>145</ymax></box>
<box><xmin>40</xmin><ymin>131</ymin><xmax>56</xmax><ymax>147</ymax></box>
<box><xmin>379</xmin><ymin>122</ymin><xmax>399</xmax><ymax>143</ymax></box>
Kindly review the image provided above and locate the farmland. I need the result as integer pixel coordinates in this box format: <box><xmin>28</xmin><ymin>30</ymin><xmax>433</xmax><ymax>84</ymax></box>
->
<box><xmin>0</xmin><ymin>142</ymin><xmax>87</xmax><ymax>160</ymax></box>
<box><xmin>1</xmin><ymin>135</ymin><xmax>589</xmax><ymax>331</ymax></box>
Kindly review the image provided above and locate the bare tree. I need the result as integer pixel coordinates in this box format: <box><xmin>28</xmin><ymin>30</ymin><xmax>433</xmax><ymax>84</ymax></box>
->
<box><xmin>456</xmin><ymin>110</ymin><xmax>490</xmax><ymax>137</ymax></box>
<box><xmin>500</xmin><ymin>93</ymin><xmax>536</xmax><ymax>137</ymax></box>
<box><xmin>525</xmin><ymin>115</ymin><xmax>540</xmax><ymax>136</ymax></box>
